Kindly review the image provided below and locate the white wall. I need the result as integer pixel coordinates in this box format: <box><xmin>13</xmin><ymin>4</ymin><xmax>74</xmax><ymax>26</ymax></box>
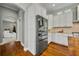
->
<box><xmin>27</xmin><ymin>4</ymin><xmax>36</xmax><ymax>55</ymax></box>
<box><xmin>27</xmin><ymin>4</ymin><xmax>47</xmax><ymax>55</ymax></box>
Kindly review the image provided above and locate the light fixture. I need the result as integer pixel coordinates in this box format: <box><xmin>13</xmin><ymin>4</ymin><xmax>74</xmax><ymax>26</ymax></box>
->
<box><xmin>52</xmin><ymin>4</ymin><xmax>55</xmax><ymax>7</ymax></box>
<box><xmin>64</xmin><ymin>9</ymin><xmax>71</xmax><ymax>13</ymax></box>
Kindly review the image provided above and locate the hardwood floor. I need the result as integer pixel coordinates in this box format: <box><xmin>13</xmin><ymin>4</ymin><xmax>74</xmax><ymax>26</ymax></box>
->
<box><xmin>0</xmin><ymin>41</ymin><xmax>69</xmax><ymax>56</ymax></box>
<box><xmin>40</xmin><ymin>42</ymin><xmax>69</xmax><ymax>56</ymax></box>
<box><xmin>68</xmin><ymin>37</ymin><xmax>79</xmax><ymax>56</ymax></box>
<box><xmin>0</xmin><ymin>37</ymin><xmax>79</xmax><ymax>56</ymax></box>
<box><xmin>0</xmin><ymin>41</ymin><xmax>33</xmax><ymax>56</ymax></box>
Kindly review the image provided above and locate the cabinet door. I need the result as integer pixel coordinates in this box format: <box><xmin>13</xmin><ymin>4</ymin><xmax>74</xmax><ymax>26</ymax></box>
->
<box><xmin>64</xmin><ymin>10</ymin><xmax>73</xmax><ymax>27</ymax></box>
<box><xmin>62</xmin><ymin>12</ymin><xmax>66</xmax><ymax>27</ymax></box>
<box><xmin>58</xmin><ymin>14</ymin><xmax>61</xmax><ymax>27</ymax></box>
<box><xmin>53</xmin><ymin>15</ymin><xmax>59</xmax><ymax>27</ymax></box>
<box><xmin>48</xmin><ymin>15</ymin><xmax>53</xmax><ymax>28</ymax></box>
<box><xmin>77</xmin><ymin>5</ymin><xmax>79</xmax><ymax>20</ymax></box>
<box><xmin>53</xmin><ymin>10</ymin><xmax>73</xmax><ymax>27</ymax></box>
<box><xmin>68</xmin><ymin>11</ymin><xmax>73</xmax><ymax>26</ymax></box>
<box><xmin>54</xmin><ymin>14</ymin><xmax>64</xmax><ymax>27</ymax></box>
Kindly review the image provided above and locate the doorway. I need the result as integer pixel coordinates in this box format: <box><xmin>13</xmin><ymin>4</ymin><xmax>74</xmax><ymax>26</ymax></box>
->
<box><xmin>0</xmin><ymin>4</ymin><xmax>24</xmax><ymax>44</ymax></box>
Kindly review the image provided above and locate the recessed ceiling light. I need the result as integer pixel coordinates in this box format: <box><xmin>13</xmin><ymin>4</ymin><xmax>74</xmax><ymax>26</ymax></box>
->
<box><xmin>57</xmin><ymin>11</ymin><xmax>62</xmax><ymax>15</ymax></box>
<box><xmin>52</xmin><ymin>4</ymin><xmax>55</xmax><ymax>7</ymax></box>
<box><xmin>64</xmin><ymin>9</ymin><xmax>71</xmax><ymax>13</ymax></box>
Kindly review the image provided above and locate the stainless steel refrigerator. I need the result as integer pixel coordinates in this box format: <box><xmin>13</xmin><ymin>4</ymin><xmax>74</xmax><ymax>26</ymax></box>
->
<box><xmin>36</xmin><ymin>15</ymin><xmax>48</xmax><ymax>55</ymax></box>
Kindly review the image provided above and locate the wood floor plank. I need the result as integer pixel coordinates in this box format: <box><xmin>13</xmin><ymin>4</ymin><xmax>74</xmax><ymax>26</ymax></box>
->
<box><xmin>1</xmin><ymin>38</ymin><xmax>79</xmax><ymax>56</ymax></box>
<box><xmin>40</xmin><ymin>42</ymin><xmax>69</xmax><ymax>56</ymax></box>
<box><xmin>0</xmin><ymin>41</ymin><xmax>69</xmax><ymax>56</ymax></box>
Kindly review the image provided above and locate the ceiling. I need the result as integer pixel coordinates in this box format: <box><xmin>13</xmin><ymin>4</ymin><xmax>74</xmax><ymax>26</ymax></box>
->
<box><xmin>40</xmin><ymin>3</ymin><xmax>79</xmax><ymax>14</ymax></box>
<box><xmin>0</xmin><ymin>3</ymin><xmax>79</xmax><ymax>14</ymax></box>
<box><xmin>0</xmin><ymin>3</ymin><xmax>31</xmax><ymax>11</ymax></box>
<box><xmin>0</xmin><ymin>3</ymin><xmax>20</xmax><ymax>11</ymax></box>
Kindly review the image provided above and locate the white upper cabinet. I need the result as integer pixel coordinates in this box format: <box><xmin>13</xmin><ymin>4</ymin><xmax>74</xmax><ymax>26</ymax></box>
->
<box><xmin>64</xmin><ymin>9</ymin><xmax>73</xmax><ymax>26</ymax></box>
<box><xmin>77</xmin><ymin>5</ymin><xmax>79</xmax><ymax>20</ymax></box>
<box><xmin>53</xmin><ymin>9</ymin><xmax>73</xmax><ymax>27</ymax></box>
<box><xmin>59</xmin><ymin>13</ymin><xmax>64</xmax><ymax>26</ymax></box>
<box><xmin>48</xmin><ymin>15</ymin><xmax>53</xmax><ymax>29</ymax></box>
<box><xmin>53</xmin><ymin>14</ymin><xmax>59</xmax><ymax>27</ymax></box>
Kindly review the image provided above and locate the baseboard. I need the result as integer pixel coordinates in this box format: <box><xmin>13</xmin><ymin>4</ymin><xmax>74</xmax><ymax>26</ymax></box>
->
<box><xmin>50</xmin><ymin>41</ymin><xmax>68</xmax><ymax>48</ymax></box>
<box><xmin>16</xmin><ymin>40</ymin><xmax>27</xmax><ymax>51</ymax></box>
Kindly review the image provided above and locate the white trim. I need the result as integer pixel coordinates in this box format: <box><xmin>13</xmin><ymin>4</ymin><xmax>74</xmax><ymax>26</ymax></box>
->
<box><xmin>20</xmin><ymin>41</ymin><xmax>27</xmax><ymax>51</ymax></box>
<box><xmin>16</xmin><ymin>40</ymin><xmax>27</xmax><ymax>51</ymax></box>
